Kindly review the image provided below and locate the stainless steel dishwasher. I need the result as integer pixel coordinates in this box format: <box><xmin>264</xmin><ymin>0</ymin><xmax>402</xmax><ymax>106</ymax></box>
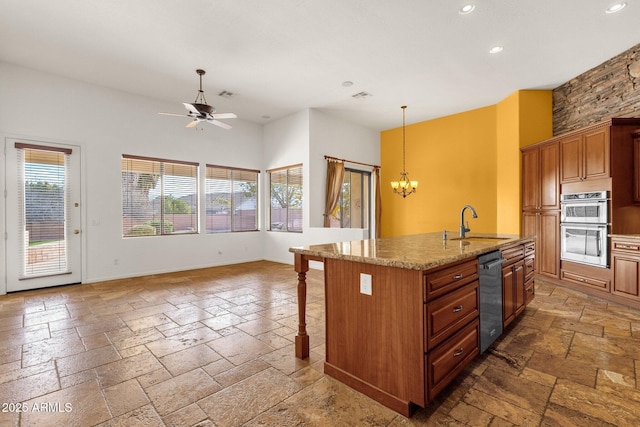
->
<box><xmin>478</xmin><ymin>250</ymin><xmax>506</xmax><ymax>353</ymax></box>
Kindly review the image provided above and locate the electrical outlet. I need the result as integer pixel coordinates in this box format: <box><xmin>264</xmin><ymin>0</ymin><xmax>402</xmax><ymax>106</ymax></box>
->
<box><xmin>360</xmin><ymin>273</ymin><xmax>372</xmax><ymax>295</ymax></box>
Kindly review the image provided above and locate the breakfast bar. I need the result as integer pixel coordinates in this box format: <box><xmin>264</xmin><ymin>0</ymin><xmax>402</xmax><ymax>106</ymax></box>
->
<box><xmin>290</xmin><ymin>232</ymin><xmax>535</xmax><ymax>416</ymax></box>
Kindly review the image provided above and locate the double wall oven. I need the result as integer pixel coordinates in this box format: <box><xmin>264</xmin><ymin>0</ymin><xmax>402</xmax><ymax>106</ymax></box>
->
<box><xmin>560</xmin><ymin>191</ymin><xmax>609</xmax><ymax>268</ymax></box>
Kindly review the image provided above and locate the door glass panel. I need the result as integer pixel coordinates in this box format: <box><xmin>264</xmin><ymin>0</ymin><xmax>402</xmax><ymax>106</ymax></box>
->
<box><xmin>18</xmin><ymin>148</ymin><xmax>69</xmax><ymax>277</ymax></box>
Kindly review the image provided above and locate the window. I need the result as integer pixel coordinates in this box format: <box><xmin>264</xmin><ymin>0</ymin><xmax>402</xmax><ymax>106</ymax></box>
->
<box><xmin>268</xmin><ymin>164</ymin><xmax>303</xmax><ymax>232</ymax></box>
<box><xmin>122</xmin><ymin>155</ymin><xmax>198</xmax><ymax>237</ymax></box>
<box><xmin>329</xmin><ymin>168</ymin><xmax>370</xmax><ymax>229</ymax></box>
<box><xmin>205</xmin><ymin>165</ymin><xmax>259</xmax><ymax>232</ymax></box>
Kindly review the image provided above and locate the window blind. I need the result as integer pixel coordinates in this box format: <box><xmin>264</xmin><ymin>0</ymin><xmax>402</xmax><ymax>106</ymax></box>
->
<box><xmin>205</xmin><ymin>165</ymin><xmax>259</xmax><ymax>232</ymax></box>
<box><xmin>17</xmin><ymin>146</ymin><xmax>69</xmax><ymax>277</ymax></box>
<box><xmin>268</xmin><ymin>164</ymin><xmax>302</xmax><ymax>232</ymax></box>
<box><xmin>122</xmin><ymin>155</ymin><xmax>198</xmax><ymax>237</ymax></box>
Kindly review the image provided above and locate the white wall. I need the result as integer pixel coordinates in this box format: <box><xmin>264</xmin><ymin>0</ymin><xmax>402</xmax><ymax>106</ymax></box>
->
<box><xmin>0</xmin><ymin>61</ymin><xmax>264</xmax><ymax>293</ymax></box>
<box><xmin>0</xmin><ymin>62</ymin><xmax>380</xmax><ymax>294</ymax></box>
<box><xmin>262</xmin><ymin>109</ymin><xmax>379</xmax><ymax>266</ymax></box>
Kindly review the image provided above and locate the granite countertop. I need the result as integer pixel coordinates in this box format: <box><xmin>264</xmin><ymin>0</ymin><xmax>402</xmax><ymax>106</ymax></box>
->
<box><xmin>610</xmin><ymin>234</ymin><xmax>640</xmax><ymax>241</ymax></box>
<box><xmin>289</xmin><ymin>232</ymin><xmax>533</xmax><ymax>271</ymax></box>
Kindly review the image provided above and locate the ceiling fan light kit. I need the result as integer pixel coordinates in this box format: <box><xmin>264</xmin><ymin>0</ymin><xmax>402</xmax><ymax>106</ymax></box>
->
<box><xmin>158</xmin><ymin>69</ymin><xmax>237</xmax><ymax>130</ymax></box>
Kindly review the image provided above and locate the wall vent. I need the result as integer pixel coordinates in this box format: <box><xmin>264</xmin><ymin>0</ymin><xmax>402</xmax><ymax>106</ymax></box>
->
<box><xmin>352</xmin><ymin>91</ymin><xmax>373</xmax><ymax>99</ymax></box>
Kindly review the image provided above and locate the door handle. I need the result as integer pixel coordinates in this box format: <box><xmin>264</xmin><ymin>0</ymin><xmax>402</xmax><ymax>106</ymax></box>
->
<box><xmin>74</xmin><ymin>229</ymin><xmax>80</xmax><ymax>235</ymax></box>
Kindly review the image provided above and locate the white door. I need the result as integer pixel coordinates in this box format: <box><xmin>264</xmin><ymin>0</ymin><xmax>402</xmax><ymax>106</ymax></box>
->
<box><xmin>5</xmin><ymin>139</ymin><xmax>82</xmax><ymax>292</ymax></box>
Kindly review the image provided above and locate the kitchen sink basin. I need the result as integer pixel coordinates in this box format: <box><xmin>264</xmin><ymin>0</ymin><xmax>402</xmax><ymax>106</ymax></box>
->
<box><xmin>450</xmin><ymin>236</ymin><xmax>511</xmax><ymax>242</ymax></box>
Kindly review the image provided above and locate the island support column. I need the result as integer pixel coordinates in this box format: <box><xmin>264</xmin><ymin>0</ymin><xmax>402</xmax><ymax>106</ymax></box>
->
<box><xmin>294</xmin><ymin>253</ymin><xmax>310</xmax><ymax>359</ymax></box>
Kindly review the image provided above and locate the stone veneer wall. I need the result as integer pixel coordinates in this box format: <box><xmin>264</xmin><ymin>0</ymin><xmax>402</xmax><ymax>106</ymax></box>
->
<box><xmin>553</xmin><ymin>42</ymin><xmax>640</xmax><ymax>135</ymax></box>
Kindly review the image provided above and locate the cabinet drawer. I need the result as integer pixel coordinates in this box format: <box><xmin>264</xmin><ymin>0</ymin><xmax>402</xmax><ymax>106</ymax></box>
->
<box><xmin>426</xmin><ymin>319</ymin><xmax>479</xmax><ymax>401</ymax></box>
<box><xmin>524</xmin><ymin>256</ymin><xmax>535</xmax><ymax>280</ymax></box>
<box><xmin>612</xmin><ymin>240</ymin><xmax>640</xmax><ymax>254</ymax></box>
<box><xmin>524</xmin><ymin>241</ymin><xmax>535</xmax><ymax>258</ymax></box>
<box><xmin>424</xmin><ymin>259</ymin><xmax>478</xmax><ymax>300</ymax></box>
<box><xmin>525</xmin><ymin>280</ymin><xmax>535</xmax><ymax>306</ymax></box>
<box><xmin>501</xmin><ymin>244</ymin><xmax>524</xmax><ymax>267</ymax></box>
<box><xmin>561</xmin><ymin>269</ymin><xmax>610</xmax><ymax>291</ymax></box>
<box><xmin>425</xmin><ymin>282</ymin><xmax>479</xmax><ymax>351</ymax></box>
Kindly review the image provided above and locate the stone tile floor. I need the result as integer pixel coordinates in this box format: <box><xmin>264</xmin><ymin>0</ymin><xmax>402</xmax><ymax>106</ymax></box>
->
<box><xmin>0</xmin><ymin>260</ymin><xmax>639</xmax><ymax>426</ymax></box>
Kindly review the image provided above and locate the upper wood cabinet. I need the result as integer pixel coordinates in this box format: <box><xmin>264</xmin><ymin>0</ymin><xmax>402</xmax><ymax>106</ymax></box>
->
<box><xmin>522</xmin><ymin>141</ymin><xmax>560</xmax><ymax>211</ymax></box>
<box><xmin>560</xmin><ymin>126</ymin><xmax>610</xmax><ymax>183</ymax></box>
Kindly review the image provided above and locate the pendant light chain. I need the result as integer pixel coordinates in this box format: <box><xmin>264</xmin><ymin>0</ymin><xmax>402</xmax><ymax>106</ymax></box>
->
<box><xmin>390</xmin><ymin>105</ymin><xmax>418</xmax><ymax>197</ymax></box>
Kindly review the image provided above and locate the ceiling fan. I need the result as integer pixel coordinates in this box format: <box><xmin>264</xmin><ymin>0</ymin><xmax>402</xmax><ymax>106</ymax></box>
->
<box><xmin>159</xmin><ymin>69</ymin><xmax>237</xmax><ymax>129</ymax></box>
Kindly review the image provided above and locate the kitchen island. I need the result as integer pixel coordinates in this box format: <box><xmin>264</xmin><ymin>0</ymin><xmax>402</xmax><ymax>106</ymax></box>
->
<box><xmin>290</xmin><ymin>232</ymin><xmax>534</xmax><ymax>416</ymax></box>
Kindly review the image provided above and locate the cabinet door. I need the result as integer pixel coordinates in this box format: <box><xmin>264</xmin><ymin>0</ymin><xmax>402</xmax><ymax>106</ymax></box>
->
<box><xmin>502</xmin><ymin>266</ymin><xmax>515</xmax><ymax>328</ymax></box>
<box><xmin>560</xmin><ymin>135</ymin><xmax>582</xmax><ymax>183</ymax></box>
<box><xmin>514</xmin><ymin>260</ymin><xmax>526</xmax><ymax>317</ymax></box>
<box><xmin>539</xmin><ymin>142</ymin><xmax>560</xmax><ymax>210</ymax></box>
<box><xmin>612</xmin><ymin>255</ymin><xmax>640</xmax><ymax>301</ymax></box>
<box><xmin>583</xmin><ymin>127</ymin><xmax>610</xmax><ymax>181</ymax></box>
<box><xmin>538</xmin><ymin>211</ymin><xmax>560</xmax><ymax>279</ymax></box>
<box><xmin>522</xmin><ymin>148</ymin><xmax>539</xmax><ymax>211</ymax></box>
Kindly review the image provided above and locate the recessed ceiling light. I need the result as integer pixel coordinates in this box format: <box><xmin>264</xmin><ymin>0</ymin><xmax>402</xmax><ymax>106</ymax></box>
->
<box><xmin>489</xmin><ymin>46</ymin><xmax>504</xmax><ymax>54</ymax></box>
<box><xmin>459</xmin><ymin>4</ymin><xmax>475</xmax><ymax>14</ymax></box>
<box><xmin>261</xmin><ymin>115</ymin><xmax>271</xmax><ymax>120</ymax></box>
<box><xmin>341</xmin><ymin>81</ymin><xmax>353</xmax><ymax>87</ymax></box>
<box><xmin>606</xmin><ymin>2</ymin><xmax>626</xmax><ymax>13</ymax></box>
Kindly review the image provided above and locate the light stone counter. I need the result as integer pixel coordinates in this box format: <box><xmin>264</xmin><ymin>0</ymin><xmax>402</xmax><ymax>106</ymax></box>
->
<box><xmin>289</xmin><ymin>232</ymin><xmax>532</xmax><ymax>271</ymax></box>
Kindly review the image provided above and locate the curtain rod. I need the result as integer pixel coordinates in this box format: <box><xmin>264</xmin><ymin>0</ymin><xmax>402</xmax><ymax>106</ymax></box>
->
<box><xmin>324</xmin><ymin>155</ymin><xmax>380</xmax><ymax>169</ymax></box>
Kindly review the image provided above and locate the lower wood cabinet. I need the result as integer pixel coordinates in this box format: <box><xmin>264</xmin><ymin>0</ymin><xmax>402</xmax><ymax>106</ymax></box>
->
<box><xmin>502</xmin><ymin>240</ymin><xmax>534</xmax><ymax>328</ymax></box>
<box><xmin>612</xmin><ymin>237</ymin><xmax>640</xmax><ymax>302</ymax></box>
<box><xmin>426</xmin><ymin>319</ymin><xmax>479</xmax><ymax>401</ymax></box>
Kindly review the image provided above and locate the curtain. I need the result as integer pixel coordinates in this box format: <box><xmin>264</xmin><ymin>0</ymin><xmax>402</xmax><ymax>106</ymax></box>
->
<box><xmin>374</xmin><ymin>167</ymin><xmax>382</xmax><ymax>238</ymax></box>
<box><xmin>323</xmin><ymin>160</ymin><xmax>345</xmax><ymax>227</ymax></box>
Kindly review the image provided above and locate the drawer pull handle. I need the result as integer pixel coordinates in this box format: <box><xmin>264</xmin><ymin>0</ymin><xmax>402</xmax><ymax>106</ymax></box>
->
<box><xmin>527</xmin><ymin>288</ymin><xmax>534</xmax><ymax>294</ymax></box>
<box><xmin>453</xmin><ymin>348</ymin><xmax>464</xmax><ymax>357</ymax></box>
<box><xmin>452</xmin><ymin>305</ymin><xmax>463</xmax><ymax>313</ymax></box>
<box><xmin>618</xmin><ymin>244</ymin><xmax>639</xmax><ymax>250</ymax></box>
<box><xmin>514</xmin><ymin>266</ymin><xmax>522</xmax><ymax>272</ymax></box>
<box><xmin>453</xmin><ymin>274</ymin><xmax>463</xmax><ymax>280</ymax></box>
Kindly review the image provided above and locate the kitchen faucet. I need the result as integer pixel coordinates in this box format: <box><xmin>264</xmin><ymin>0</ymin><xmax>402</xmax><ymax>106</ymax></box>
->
<box><xmin>459</xmin><ymin>205</ymin><xmax>478</xmax><ymax>238</ymax></box>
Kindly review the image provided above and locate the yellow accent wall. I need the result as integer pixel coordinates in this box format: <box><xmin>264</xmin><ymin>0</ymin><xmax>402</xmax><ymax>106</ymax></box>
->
<box><xmin>380</xmin><ymin>90</ymin><xmax>552</xmax><ymax>238</ymax></box>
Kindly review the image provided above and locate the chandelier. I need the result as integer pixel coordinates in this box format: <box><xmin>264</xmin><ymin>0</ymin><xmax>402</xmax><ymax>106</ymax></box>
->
<box><xmin>390</xmin><ymin>106</ymin><xmax>418</xmax><ymax>197</ymax></box>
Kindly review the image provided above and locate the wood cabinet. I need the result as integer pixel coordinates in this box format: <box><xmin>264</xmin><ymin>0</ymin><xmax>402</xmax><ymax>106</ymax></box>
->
<box><xmin>522</xmin><ymin>141</ymin><xmax>560</xmax><ymax>211</ymax></box>
<box><xmin>522</xmin><ymin>141</ymin><xmax>560</xmax><ymax>279</ymax></box>
<box><xmin>522</xmin><ymin>210</ymin><xmax>560</xmax><ymax>279</ymax></box>
<box><xmin>501</xmin><ymin>241</ymin><xmax>530</xmax><ymax>329</ymax></box>
<box><xmin>560</xmin><ymin>126</ymin><xmax>610</xmax><ymax>183</ymax></box>
<box><xmin>611</xmin><ymin>237</ymin><xmax>640</xmax><ymax>302</ymax></box>
<box><xmin>522</xmin><ymin>119</ymin><xmax>640</xmax><ymax>309</ymax></box>
<box><xmin>423</xmin><ymin>260</ymin><xmax>479</xmax><ymax>401</ymax></box>
<box><xmin>322</xmin><ymin>256</ymin><xmax>482</xmax><ymax>417</ymax></box>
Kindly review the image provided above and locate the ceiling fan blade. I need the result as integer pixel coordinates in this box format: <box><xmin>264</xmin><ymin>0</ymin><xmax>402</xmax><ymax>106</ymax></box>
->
<box><xmin>211</xmin><ymin>112</ymin><xmax>237</xmax><ymax>119</ymax></box>
<box><xmin>182</xmin><ymin>103</ymin><xmax>201</xmax><ymax>115</ymax></box>
<box><xmin>186</xmin><ymin>120</ymin><xmax>199</xmax><ymax>128</ymax></box>
<box><xmin>208</xmin><ymin>119</ymin><xmax>232</xmax><ymax>130</ymax></box>
<box><xmin>159</xmin><ymin>112</ymin><xmax>188</xmax><ymax>117</ymax></box>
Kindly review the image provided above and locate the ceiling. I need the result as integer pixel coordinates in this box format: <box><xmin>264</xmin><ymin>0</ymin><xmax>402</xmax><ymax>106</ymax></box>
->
<box><xmin>1</xmin><ymin>0</ymin><xmax>639</xmax><ymax>131</ymax></box>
